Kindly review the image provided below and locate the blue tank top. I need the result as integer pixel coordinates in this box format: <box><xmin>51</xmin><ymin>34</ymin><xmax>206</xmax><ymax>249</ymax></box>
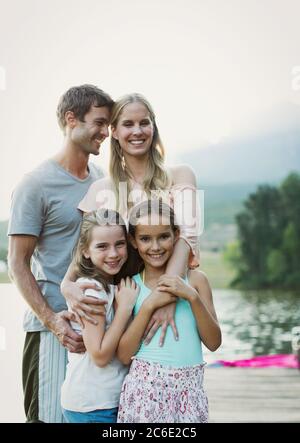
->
<box><xmin>133</xmin><ymin>273</ymin><xmax>204</xmax><ymax>368</ymax></box>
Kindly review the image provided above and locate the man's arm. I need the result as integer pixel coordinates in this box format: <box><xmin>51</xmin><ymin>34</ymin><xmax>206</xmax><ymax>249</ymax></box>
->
<box><xmin>8</xmin><ymin>235</ymin><xmax>85</xmax><ymax>353</ymax></box>
<box><xmin>60</xmin><ymin>260</ymin><xmax>107</xmax><ymax>327</ymax></box>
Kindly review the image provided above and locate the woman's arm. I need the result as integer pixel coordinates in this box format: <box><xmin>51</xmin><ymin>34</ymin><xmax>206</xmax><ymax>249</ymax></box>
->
<box><xmin>170</xmin><ymin>164</ymin><xmax>200</xmax><ymax>270</ymax></box>
<box><xmin>143</xmin><ymin>164</ymin><xmax>198</xmax><ymax>345</ymax></box>
<box><xmin>142</xmin><ymin>239</ymin><xmax>189</xmax><ymax>345</ymax></box>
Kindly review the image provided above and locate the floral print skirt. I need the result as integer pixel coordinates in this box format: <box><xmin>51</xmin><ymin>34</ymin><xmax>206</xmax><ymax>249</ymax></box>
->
<box><xmin>117</xmin><ymin>358</ymin><xmax>209</xmax><ymax>423</ymax></box>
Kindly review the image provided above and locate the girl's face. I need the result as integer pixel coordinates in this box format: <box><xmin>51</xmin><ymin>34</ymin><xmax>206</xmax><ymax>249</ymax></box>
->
<box><xmin>84</xmin><ymin>225</ymin><xmax>128</xmax><ymax>277</ymax></box>
<box><xmin>112</xmin><ymin>102</ymin><xmax>154</xmax><ymax>158</ymax></box>
<box><xmin>131</xmin><ymin>215</ymin><xmax>178</xmax><ymax>269</ymax></box>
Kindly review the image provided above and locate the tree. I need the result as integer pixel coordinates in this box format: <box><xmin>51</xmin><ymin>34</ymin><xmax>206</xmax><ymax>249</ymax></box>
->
<box><xmin>230</xmin><ymin>172</ymin><xmax>300</xmax><ymax>289</ymax></box>
<box><xmin>267</xmin><ymin>249</ymin><xmax>287</xmax><ymax>285</ymax></box>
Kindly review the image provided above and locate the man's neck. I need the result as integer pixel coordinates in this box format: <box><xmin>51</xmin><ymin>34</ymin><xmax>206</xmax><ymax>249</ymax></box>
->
<box><xmin>53</xmin><ymin>141</ymin><xmax>90</xmax><ymax>179</ymax></box>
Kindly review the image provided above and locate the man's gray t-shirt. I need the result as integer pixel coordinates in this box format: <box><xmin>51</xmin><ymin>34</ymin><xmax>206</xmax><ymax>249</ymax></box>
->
<box><xmin>8</xmin><ymin>158</ymin><xmax>103</xmax><ymax>332</ymax></box>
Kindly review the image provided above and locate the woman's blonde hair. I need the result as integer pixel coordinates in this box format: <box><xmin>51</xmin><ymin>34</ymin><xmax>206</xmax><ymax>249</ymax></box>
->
<box><xmin>109</xmin><ymin>93</ymin><xmax>171</xmax><ymax>208</ymax></box>
<box><xmin>73</xmin><ymin>209</ymin><xmax>128</xmax><ymax>292</ymax></box>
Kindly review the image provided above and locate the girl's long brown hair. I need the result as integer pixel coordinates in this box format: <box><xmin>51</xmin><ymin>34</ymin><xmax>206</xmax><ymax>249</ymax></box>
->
<box><xmin>127</xmin><ymin>199</ymin><xmax>179</xmax><ymax>273</ymax></box>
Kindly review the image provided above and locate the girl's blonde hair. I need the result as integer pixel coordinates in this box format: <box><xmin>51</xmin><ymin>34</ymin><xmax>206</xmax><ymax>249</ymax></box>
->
<box><xmin>73</xmin><ymin>209</ymin><xmax>128</xmax><ymax>292</ymax></box>
<box><xmin>109</xmin><ymin>93</ymin><xmax>171</xmax><ymax>208</ymax></box>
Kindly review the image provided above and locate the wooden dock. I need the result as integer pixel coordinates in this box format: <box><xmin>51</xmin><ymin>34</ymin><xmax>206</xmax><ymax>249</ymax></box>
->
<box><xmin>204</xmin><ymin>367</ymin><xmax>300</xmax><ymax>423</ymax></box>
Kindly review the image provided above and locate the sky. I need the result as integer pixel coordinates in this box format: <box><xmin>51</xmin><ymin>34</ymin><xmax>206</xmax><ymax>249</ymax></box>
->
<box><xmin>0</xmin><ymin>0</ymin><xmax>300</xmax><ymax>220</ymax></box>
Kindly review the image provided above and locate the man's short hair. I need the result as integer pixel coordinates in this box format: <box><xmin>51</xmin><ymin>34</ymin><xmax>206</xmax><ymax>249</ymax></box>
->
<box><xmin>56</xmin><ymin>84</ymin><xmax>114</xmax><ymax>132</ymax></box>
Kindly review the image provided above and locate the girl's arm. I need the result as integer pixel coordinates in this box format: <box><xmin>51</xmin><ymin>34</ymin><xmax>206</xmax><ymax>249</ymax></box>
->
<box><xmin>188</xmin><ymin>271</ymin><xmax>222</xmax><ymax>351</ymax></box>
<box><xmin>116</xmin><ymin>301</ymin><xmax>154</xmax><ymax>365</ymax></box>
<box><xmin>158</xmin><ymin>271</ymin><xmax>222</xmax><ymax>352</ymax></box>
<box><xmin>117</xmin><ymin>290</ymin><xmax>177</xmax><ymax>365</ymax></box>
<box><xmin>143</xmin><ymin>164</ymin><xmax>197</xmax><ymax>346</ymax></box>
<box><xmin>82</xmin><ymin>280</ymin><xmax>139</xmax><ymax>367</ymax></box>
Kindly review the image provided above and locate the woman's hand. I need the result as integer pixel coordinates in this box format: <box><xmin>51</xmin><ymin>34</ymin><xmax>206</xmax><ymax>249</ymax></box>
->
<box><xmin>144</xmin><ymin>288</ymin><xmax>177</xmax><ymax>312</ymax></box>
<box><xmin>143</xmin><ymin>301</ymin><xmax>178</xmax><ymax>347</ymax></box>
<box><xmin>115</xmin><ymin>277</ymin><xmax>140</xmax><ymax>313</ymax></box>
<box><xmin>60</xmin><ymin>280</ymin><xmax>107</xmax><ymax>328</ymax></box>
<box><xmin>157</xmin><ymin>274</ymin><xmax>198</xmax><ymax>302</ymax></box>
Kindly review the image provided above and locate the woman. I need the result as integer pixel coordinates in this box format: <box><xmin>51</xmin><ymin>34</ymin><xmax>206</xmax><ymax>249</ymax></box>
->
<box><xmin>61</xmin><ymin>93</ymin><xmax>201</xmax><ymax>345</ymax></box>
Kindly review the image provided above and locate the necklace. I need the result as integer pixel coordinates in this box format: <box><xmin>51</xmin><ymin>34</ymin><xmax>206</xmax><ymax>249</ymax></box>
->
<box><xmin>141</xmin><ymin>269</ymin><xmax>145</xmax><ymax>284</ymax></box>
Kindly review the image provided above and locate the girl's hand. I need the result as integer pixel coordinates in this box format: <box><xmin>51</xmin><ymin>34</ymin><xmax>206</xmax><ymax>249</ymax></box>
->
<box><xmin>115</xmin><ymin>277</ymin><xmax>140</xmax><ymax>312</ymax></box>
<box><xmin>60</xmin><ymin>280</ymin><xmax>107</xmax><ymax>328</ymax></box>
<box><xmin>157</xmin><ymin>275</ymin><xmax>198</xmax><ymax>302</ymax></box>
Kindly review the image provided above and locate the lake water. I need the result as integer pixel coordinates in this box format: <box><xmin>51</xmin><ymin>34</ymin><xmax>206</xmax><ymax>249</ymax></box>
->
<box><xmin>0</xmin><ymin>284</ymin><xmax>299</xmax><ymax>422</ymax></box>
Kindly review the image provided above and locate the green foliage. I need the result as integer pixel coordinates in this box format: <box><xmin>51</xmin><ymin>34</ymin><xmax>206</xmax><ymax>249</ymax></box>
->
<box><xmin>223</xmin><ymin>241</ymin><xmax>241</xmax><ymax>267</ymax></box>
<box><xmin>231</xmin><ymin>172</ymin><xmax>300</xmax><ymax>289</ymax></box>
<box><xmin>267</xmin><ymin>249</ymin><xmax>287</xmax><ymax>284</ymax></box>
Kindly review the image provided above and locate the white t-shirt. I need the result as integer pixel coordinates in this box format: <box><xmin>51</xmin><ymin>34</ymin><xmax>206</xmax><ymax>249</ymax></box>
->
<box><xmin>61</xmin><ymin>277</ymin><xmax>129</xmax><ymax>412</ymax></box>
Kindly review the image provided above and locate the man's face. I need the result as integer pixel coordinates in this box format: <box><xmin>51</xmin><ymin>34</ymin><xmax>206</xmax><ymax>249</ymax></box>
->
<box><xmin>71</xmin><ymin>105</ymin><xmax>111</xmax><ymax>155</ymax></box>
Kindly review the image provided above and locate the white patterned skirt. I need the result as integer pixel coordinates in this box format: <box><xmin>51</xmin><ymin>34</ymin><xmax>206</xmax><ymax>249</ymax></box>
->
<box><xmin>117</xmin><ymin>358</ymin><xmax>209</xmax><ymax>423</ymax></box>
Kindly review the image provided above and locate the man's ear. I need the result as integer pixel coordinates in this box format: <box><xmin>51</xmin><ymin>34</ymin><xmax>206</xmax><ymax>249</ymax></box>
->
<box><xmin>129</xmin><ymin>233</ymin><xmax>138</xmax><ymax>249</ymax></box>
<box><xmin>65</xmin><ymin>111</ymin><xmax>77</xmax><ymax>129</ymax></box>
<box><xmin>174</xmin><ymin>228</ymin><xmax>180</xmax><ymax>242</ymax></box>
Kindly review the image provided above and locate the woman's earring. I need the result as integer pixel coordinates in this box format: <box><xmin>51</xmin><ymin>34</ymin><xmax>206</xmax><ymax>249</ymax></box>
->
<box><xmin>121</xmin><ymin>153</ymin><xmax>126</xmax><ymax>171</ymax></box>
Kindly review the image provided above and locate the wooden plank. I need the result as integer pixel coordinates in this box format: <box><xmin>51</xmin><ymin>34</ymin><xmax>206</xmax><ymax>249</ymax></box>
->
<box><xmin>204</xmin><ymin>367</ymin><xmax>300</xmax><ymax>423</ymax></box>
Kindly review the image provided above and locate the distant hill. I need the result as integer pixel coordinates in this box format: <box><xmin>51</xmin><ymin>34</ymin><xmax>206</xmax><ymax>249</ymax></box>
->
<box><xmin>180</xmin><ymin>104</ymin><xmax>300</xmax><ymax>248</ymax></box>
<box><xmin>181</xmin><ymin>130</ymin><xmax>300</xmax><ymax>185</ymax></box>
<box><xmin>199</xmin><ymin>183</ymin><xmax>259</xmax><ymax>250</ymax></box>
<box><xmin>202</xmin><ymin>183</ymin><xmax>259</xmax><ymax>227</ymax></box>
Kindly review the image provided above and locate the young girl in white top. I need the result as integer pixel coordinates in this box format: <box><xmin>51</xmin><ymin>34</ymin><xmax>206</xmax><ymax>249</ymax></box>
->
<box><xmin>61</xmin><ymin>209</ymin><xmax>139</xmax><ymax>423</ymax></box>
<box><xmin>117</xmin><ymin>200</ymin><xmax>222</xmax><ymax>423</ymax></box>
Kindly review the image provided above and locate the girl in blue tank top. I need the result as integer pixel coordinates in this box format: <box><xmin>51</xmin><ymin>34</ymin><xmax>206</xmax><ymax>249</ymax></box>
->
<box><xmin>117</xmin><ymin>200</ymin><xmax>221</xmax><ymax>423</ymax></box>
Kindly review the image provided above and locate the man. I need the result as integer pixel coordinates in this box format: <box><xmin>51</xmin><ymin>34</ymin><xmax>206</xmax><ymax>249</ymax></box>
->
<box><xmin>8</xmin><ymin>85</ymin><xmax>113</xmax><ymax>423</ymax></box>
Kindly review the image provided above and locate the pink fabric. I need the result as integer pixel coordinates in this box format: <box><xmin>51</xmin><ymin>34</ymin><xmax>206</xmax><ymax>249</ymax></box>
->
<box><xmin>215</xmin><ymin>354</ymin><xmax>298</xmax><ymax>368</ymax></box>
<box><xmin>78</xmin><ymin>178</ymin><xmax>201</xmax><ymax>269</ymax></box>
<box><xmin>117</xmin><ymin>358</ymin><xmax>209</xmax><ymax>423</ymax></box>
